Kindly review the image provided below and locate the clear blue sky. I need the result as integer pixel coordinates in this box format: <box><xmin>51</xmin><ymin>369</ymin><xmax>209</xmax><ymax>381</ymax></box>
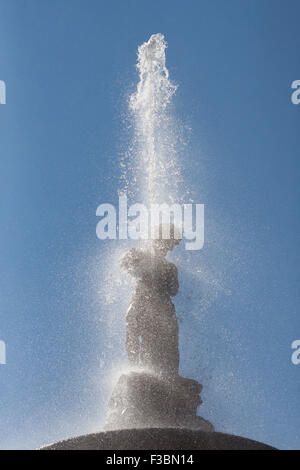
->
<box><xmin>0</xmin><ymin>0</ymin><xmax>299</xmax><ymax>450</ymax></box>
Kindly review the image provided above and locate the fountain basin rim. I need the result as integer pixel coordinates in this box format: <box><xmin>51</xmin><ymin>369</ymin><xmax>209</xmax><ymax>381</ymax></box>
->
<box><xmin>39</xmin><ymin>427</ymin><xmax>276</xmax><ymax>450</ymax></box>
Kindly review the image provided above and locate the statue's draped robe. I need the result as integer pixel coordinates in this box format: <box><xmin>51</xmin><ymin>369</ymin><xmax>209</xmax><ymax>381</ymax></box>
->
<box><xmin>122</xmin><ymin>249</ymin><xmax>180</xmax><ymax>376</ymax></box>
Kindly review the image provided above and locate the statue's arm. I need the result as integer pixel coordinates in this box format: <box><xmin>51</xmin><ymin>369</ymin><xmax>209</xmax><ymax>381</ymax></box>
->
<box><xmin>120</xmin><ymin>249</ymin><xmax>153</xmax><ymax>281</ymax></box>
<box><xmin>120</xmin><ymin>249</ymin><xmax>136</xmax><ymax>271</ymax></box>
<box><xmin>121</xmin><ymin>250</ymin><xmax>179</xmax><ymax>295</ymax></box>
<box><xmin>120</xmin><ymin>249</ymin><xmax>145</xmax><ymax>277</ymax></box>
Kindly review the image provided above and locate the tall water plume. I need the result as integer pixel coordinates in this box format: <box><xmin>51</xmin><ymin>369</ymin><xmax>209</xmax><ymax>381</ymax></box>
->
<box><xmin>125</xmin><ymin>33</ymin><xmax>182</xmax><ymax>206</ymax></box>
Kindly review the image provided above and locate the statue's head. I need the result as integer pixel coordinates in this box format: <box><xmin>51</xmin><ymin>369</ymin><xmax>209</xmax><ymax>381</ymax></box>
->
<box><xmin>151</xmin><ymin>223</ymin><xmax>182</xmax><ymax>255</ymax></box>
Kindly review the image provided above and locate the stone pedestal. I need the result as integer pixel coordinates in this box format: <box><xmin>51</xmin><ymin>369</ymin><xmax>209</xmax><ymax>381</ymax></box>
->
<box><xmin>104</xmin><ymin>371</ymin><xmax>214</xmax><ymax>432</ymax></box>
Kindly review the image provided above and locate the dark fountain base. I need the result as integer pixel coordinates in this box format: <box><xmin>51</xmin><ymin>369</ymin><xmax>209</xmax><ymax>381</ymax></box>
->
<box><xmin>41</xmin><ymin>371</ymin><xmax>275</xmax><ymax>450</ymax></box>
<box><xmin>41</xmin><ymin>428</ymin><xmax>274</xmax><ymax>450</ymax></box>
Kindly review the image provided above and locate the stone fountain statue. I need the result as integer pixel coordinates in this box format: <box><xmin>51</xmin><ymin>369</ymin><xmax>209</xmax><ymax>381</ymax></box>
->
<box><xmin>122</xmin><ymin>229</ymin><xmax>180</xmax><ymax>376</ymax></box>
<box><xmin>104</xmin><ymin>224</ymin><xmax>214</xmax><ymax>432</ymax></box>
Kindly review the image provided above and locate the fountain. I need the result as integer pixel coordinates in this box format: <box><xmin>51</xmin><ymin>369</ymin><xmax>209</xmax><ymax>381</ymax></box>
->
<box><xmin>41</xmin><ymin>34</ymin><xmax>274</xmax><ymax>451</ymax></box>
<box><xmin>104</xmin><ymin>222</ymin><xmax>213</xmax><ymax>433</ymax></box>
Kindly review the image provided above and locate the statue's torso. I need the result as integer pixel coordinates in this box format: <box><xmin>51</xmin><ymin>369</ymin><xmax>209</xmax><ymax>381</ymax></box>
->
<box><xmin>122</xmin><ymin>248</ymin><xmax>180</xmax><ymax>375</ymax></box>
